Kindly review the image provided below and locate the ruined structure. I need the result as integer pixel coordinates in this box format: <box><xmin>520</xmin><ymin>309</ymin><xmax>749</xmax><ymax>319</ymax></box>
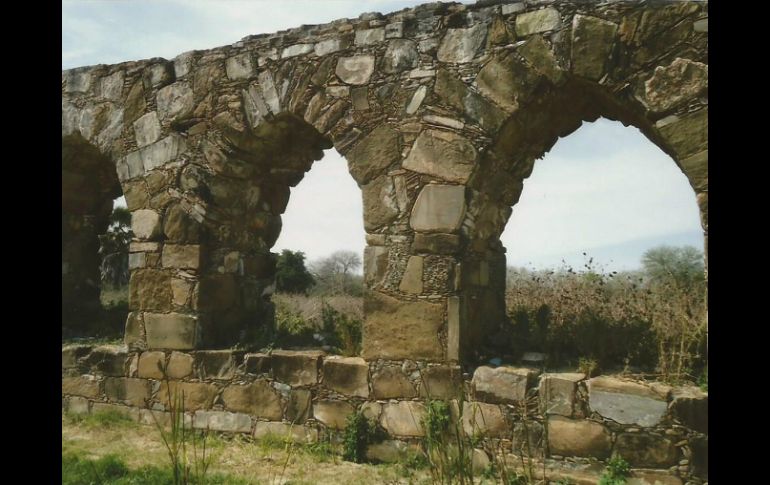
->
<box><xmin>63</xmin><ymin>1</ymin><xmax>707</xmax><ymax>481</ymax></box>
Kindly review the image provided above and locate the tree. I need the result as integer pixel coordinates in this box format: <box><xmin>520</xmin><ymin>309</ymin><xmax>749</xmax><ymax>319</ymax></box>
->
<box><xmin>641</xmin><ymin>245</ymin><xmax>704</xmax><ymax>288</ymax></box>
<box><xmin>310</xmin><ymin>250</ymin><xmax>363</xmax><ymax>295</ymax></box>
<box><xmin>275</xmin><ymin>250</ymin><xmax>315</xmax><ymax>294</ymax></box>
<box><xmin>98</xmin><ymin>206</ymin><xmax>132</xmax><ymax>289</ymax></box>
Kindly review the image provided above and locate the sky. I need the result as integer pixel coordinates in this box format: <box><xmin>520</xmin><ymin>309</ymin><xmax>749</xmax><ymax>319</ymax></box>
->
<box><xmin>63</xmin><ymin>0</ymin><xmax>704</xmax><ymax>272</ymax></box>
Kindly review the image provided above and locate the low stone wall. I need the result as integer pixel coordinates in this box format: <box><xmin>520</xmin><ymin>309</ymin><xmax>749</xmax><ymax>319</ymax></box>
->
<box><xmin>62</xmin><ymin>345</ymin><xmax>707</xmax><ymax>484</ymax></box>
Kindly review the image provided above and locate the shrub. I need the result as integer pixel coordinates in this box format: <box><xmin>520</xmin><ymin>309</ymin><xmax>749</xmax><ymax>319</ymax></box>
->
<box><xmin>342</xmin><ymin>411</ymin><xmax>379</xmax><ymax>463</ymax></box>
<box><xmin>599</xmin><ymin>456</ymin><xmax>631</xmax><ymax>485</ymax></box>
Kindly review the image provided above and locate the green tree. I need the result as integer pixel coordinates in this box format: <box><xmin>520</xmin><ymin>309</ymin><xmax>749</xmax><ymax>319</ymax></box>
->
<box><xmin>641</xmin><ymin>245</ymin><xmax>704</xmax><ymax>288</ymax></box>
<box><xmin>275</xmin><ymin>250</ymin><xmax>315</xmax><ymax>294</ymax></box>
<box><xmin>98</xmin><ymin>207</ymin><xmax>133</xmax><ymax>289</ymax></box>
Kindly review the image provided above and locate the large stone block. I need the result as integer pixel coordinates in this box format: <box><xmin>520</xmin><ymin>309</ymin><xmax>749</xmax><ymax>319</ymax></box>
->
<box><xmin>166</xmin><ymin>351</ymin><xmax>194</xmax><ymax>379</ymax></box>
<box><xmin>65</xmin><ymin>396</ymin><xmax>90</xmax><ymax>415</ymax></box>
<box><xmin>518</xmin><ymin>35</ymin><xmax>565</xmax><ymax>85</ymax></box>
<box><xmin>643</xmin><ymin>58</ymin><xmax>708</xmax><ymax>113</ymax></box>
<box><xmin>437</xmin><ymin>23</ymin><xmax>487</xmax><ymax>63</ymax></box>
<box><xmin>222</xmin><ymin>381</ymin><xmax>282</xmax><ymax>420</ymax></box>
<box><xmin>137</xmin><ymin>351</ymin><xmax>166</xmax><ymax>379</ymax></box>
<box><xmin>515</xmin><ymin>7</ymin><xmax>561</xmax><ymax>36</ymax></box>
<box><xmin>194</xmin><ymin>350</ymin><xmax>237</xmax><ymax>379</ymax></box>
<box><xmin>403</xmin><ymin>130</ymin><xmax>477</xmax><ymax>184</ymax></box>
<box><xmin>462</xmin><ymin>401</ymin><xmax>507</xmax><ymax>438</ymax></box>
<box><xmin>156</xmin><ymin>381</ymin><xmax>218</xmax><ymax>411</ymax></box>
<box><xmin>156</xmin><ymin>82</ymin><xmax>193</xmax><ymax>121</ymax></box>
<box><xmin>539</xmin><ymin>373</ymin><xmax>585</xmax><ymax>417</ymax></box>
<box><xmin>657</xmin><ymin>108</ymin><xmax>708</xmax><ymax>160</ymax></box>
<box><xmin>253</xmin><ymin>422</ymin><xmax>318</xmax><ymax>443</ymax></box>
<box><xmin>409</xmin><ymin>184</ymin><xmax>466</xmax><ymax>233</ymax></box>
<box><xmin>399</xmin><ymin>256</ymin><xmax>423</xmax><ymax>294</ymax></box>
<box><xmin>547</xmin><ymin>416</ymin><xmax>611</xmax><ymax>459</ymax></box>
<box><xmin>364</xmin><ymin>245</ymin><xmax>389</xmax><ymax>287</ymax></box>
<box><xmin>434</xmin><ymin>69</ymin><xmax>505</xmax><ymax>134</ymax></box>
<box><xmin>679</xmin><ymin>149</ymin><xmax>707</xmax><ymax>192</ymax></box>
<box><xmin>62</xmin><ymin>345</ymin><xmax>92</xmax><ymax>369</ymax></box>
<box><xmin>380</xmin><ymin>401</ymin><xmax>426</xmax><ymax>437</ymax></box>
<box><xmin>362</xmin><ymin>291</ymin><xmax>444</xmax><ymax>360</ymax></box>
<box><xmin>323</xmin><ymin>357</ymin><xmax>369</xmax><ymax>398</ymax></box>
<box><xmin>161</xmin><ymin>244</ymin><xmax>200</xmax><ymax>270</ymax></box>
<box><xmin>225</xmin><ymin>53</ymin><xmax>254</xmax><ymax>80</ymax></box>
<box><xmin>372</xmin><ymin>366</ymin><xmax>416</xmax><ymax>399</ymax></box>
<box><xmin>336</xmin><ymin>55</ymin><xmax>375</xmax><ymax>85</ymax></box>
<box><xmin>477</xmin><ymin>52</ymin><xmax>540</xmax><ymax>112</ymax></box>
<box><xmin>418</xmin><ymin>365</ymin><xmax>462</xmax><ymax>400</ymax></box>
<box><xmin>413</xmin><ymin>233</ymin><xmax>461</xmax><ymax>255</ymax></box>
<box><xmin>271</xmin><ymin>350</ymin><xmax>323</xmax><ymax>386</ymax></box>
<box><xmin>669</xmin><ymin>386</ymin><xmax>707</xmax><ymax>433</ymax></box>
<box><xmin>130</xmin><ymin>270</ymin><xmax>172</xmax><ymax>311</ymax></box>
<box><xmin>346</xmin><ymin>125</ymin><xmax>401</xmax><ymax>185</ymax></box>
<box><xmin>383</xmin><ymin>39</ymin><xmax>418</xmax><ymax>73</ymax></box>
<box><xmin>571</xmin><ymin>15</ymin><xmax>618</xmax><ymax>81</ymax></box>
<box><xmin>362</xmin><ymin>175</ymin><xmax>399</xmax><ymax>231</ymax></box>
<box><xmin>193</xmin><ymin>410</ymin><xmax>252</xmax><ymax>433</ymax></box>
<box><xmin>133</xmin><ymin>111</ymin><xmax>161</xmax><ymax>148</ymax></box>
<box><xmin>104</xmin><ymin>377</ymin><xmax>151</xmax><ymax>407</ymax></box>
<box><xmin>131</xmin><ymin>210</ymin><xmax>161</xmax><ymax>240</ymax></box>
<box><xmin>87</xmin><ymin>346</ymin><xmax>130</xmax><ymax>376</ymax></box>
<box><xmin>62</xmin><ymin>376</ymin><xmax>101</xmax><ymax>398</ymax></box>
<box><xmin>587</xmin><ymin>377</ymin><xmax>668</xmax><ymax>427</ymax></box>
<box><xmin>287</xmin><ymin>389</ymin><xmax>312</xmax><ymax>424</ymax></box>
<box><xmin>614</xmin><ymin>433</ymin><xmax>679</xmax><ymax>468</ymax></box>
<box><xmin>144</xmin><ymin>312</ymin><xmax>198</xmax><ymax>350</ymax></box>
<box><xmin>472</xmin><ymin>366</ymin><xmax>539</xmax><ymax>404</ymax></box>
<box><xmin>313</xmin><ymin>400</ymin><xmax>354</xmax><ymax>429</ymax></box>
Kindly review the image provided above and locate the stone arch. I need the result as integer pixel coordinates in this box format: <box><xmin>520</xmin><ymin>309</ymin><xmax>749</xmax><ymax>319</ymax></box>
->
<box><xmin>62</xmin><ymin>0</ymin><xmax>707</xmax><ymax>362</ymax></box>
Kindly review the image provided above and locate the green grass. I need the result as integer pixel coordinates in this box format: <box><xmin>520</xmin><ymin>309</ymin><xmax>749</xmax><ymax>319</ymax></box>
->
<box><xmin>64</xmin><ymin>409</ymin><xmax>137</xmax><ymax>429</ymax></box>
<box><xmin>62</xmin><ymin>451</ymin><xmax>251</xmax><ymax>485</ymax></box>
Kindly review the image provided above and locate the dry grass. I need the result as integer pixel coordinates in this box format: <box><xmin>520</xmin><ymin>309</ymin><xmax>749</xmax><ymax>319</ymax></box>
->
<box><xmin>62</xmin><ymin>414</ymin><xmax>431</xmax><ymax>485</ymax></box>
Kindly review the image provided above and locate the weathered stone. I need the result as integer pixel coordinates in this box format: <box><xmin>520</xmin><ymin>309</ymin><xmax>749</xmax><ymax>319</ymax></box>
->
<box><xmin>518</xmin><ymin>35</ymin><xmax>564</xmax><ymax>84</ymax></box>
<box><xmin>472</xmin><ymin>366</ymin><xmax>539</xmax><ymax>404</ymax></box>
<box><xmin>65</xmin><ymin>69</ymin><xmax>92</xmax><ymax>93</ymax></box>
<box><xmin>403</xmin><ymin>130</ymin><xmax>477</xmax><ymax>184</ymax></box>
<box><xmin>282</xmin><ymin>43</ymin><xmax>314</xmax><ymax>58</ymax></box>
<box><xmin>399</xmin><ymin>256</ymin><xmax>424</xmax><ymax>294</ymax></box>
<box><xmin>423</xmin><ymin>115</ymin><xmax>463</xmax><ymax>130</ymax></box>
<box><xmin>195</xmin><ymin>350</ymin><xmax>236</xmax><ymax>379</ymax></box>
<box><xmin>315</xmin><ymin>37</ymin><xmax>348</xmax><ymax>56</ymax></box>
<box><xmin>418</xmin><ymin>365</ymin><xmax>461</xmax><ymax>399</ymax></box>
<box><xmin>287</xmin><ymin>389</ymin><xmax>312</xmax><ymax>424</ymax></box>
<box><xmin>131</xmin><ymin>209</ymin><xmax>161</xmax><ymax>240</ymax></box>
<box><xmin>253</xmin><ymin>422</ymin><xmax>318</xmax><ymax>443</ymax></box>
<box><xmin>336</xmin><ymin>55</ymin><xmax>375</xmax><ymax>85</ymax></box>
<box><xmin>347</xmin><ymin>125</ymin><xmax>401</xmax><ymax>184</ymax></box>
<box><xmin>163</xmin><ymin>203</ymin><xmax>201</xmax><ymax>243</ymax></box>
<box><xmin>313</xmin><ymin>400</ymin><xmax>354</xmax><ymax>429</ymax></box>
<box><xmin>323</xmin><ymin>357</ymin><xmax>369</xmax><ymax>398</ymax></box>
<box><xmin>130</xmin><ymin>270</ymin><xmax>172</xmax><ymax>311</ymax></box>
<box><xmin>157</xmin><ymin>381</ymin><xmax>218</xmax><ymax>411</ymax></box>
<box><xmin>87</xmin><ymin>346</ymin><xmax>130</xmax><ymax>376</ymax></box>
<box><xmin>140</xmin><ymin>135</ymin><xmax>187</xmax><ymax>172</ymax></box>
<box><xmin>225</xmin><ymin>53</ymin><xmax>254</xmax><ymax>80</ymax></box>
<box><xmin>104</xmin><ymin>377</ymin><xmax>151</xmax><ymax>407</ymax></box>
<box><xmin>124</xmin><ymin>312</ymin><xmax>145</xmax><ymax>351</ymax></box>
<box><xmin>271</xmin><ymin>350</ymin><xmax>323</xmax><ymax>386</ymax></box>
<box><xmin>355</xmin><ymin>28</ymin><xmax>385</xmax><ymax>46</ymax></box>
<box><xmin>502</xmin><ymin>3</ymin><xmax>525</xmax><ymax>16</ymax></box>
<box><xmin>644</xmin><ymin>58</ymin><xmax>708</xmax><ymax>113</ymax></box>
<box><xmin>462</xmin><ymin>401</ymin><xmax>507</xmax><ymax>438</ymax></box>
<box><xmin>133</xmin><ymin>112</ymin><xmax>161</xmax><ymax>148</ymax></box>
<box><xmin>539</xmin><ymin>373</ymin><xmax>585</xmax><ymax>417</ymax></box>
<box><xmin>363</xmin><ymin>175</ymin><xmax>399</xmax><ymax>230</ymax></box>
<box><xmin>669</xmin><ymin>386</ymin><xmax>707</xmax><ymax>434</ymax></box>
<box><xmin>62</xmin><ymin>376</ymin><xmax>101</xmax><ymax>398</ymax></box>
<box><xmin>690</xmin><ymin>435</ymin><xmax>707</xmax><ymax>479</ymax></box>
<box><xmin>62</xmin><ymin>345</ymin><xmax>92</xmax><ymax>368</ymax></box>
<box><xmin>571</xmin><ymin>15</ymin><xmax>618</xmax><ymax>81</ymax></box>
<box><xmin>588</xmin><ymin>377</ymin><xmax>668</xmax><ymax>427</ymax></box>
<box><xmin>679</xmin><ymin>149</ymin><xmax>707</xmax><ymax>192</ymax></box>
<box><xmin>693</xmin><ymin>17</ymin><xmax>708</xmax><ymax>33</ymax></box>
<box><xmin>170</xmin><ymin>278</ymin><xmax>193</xmax><ymax>306</ymax></box>
<box><xmin>65</xmin><ymin>396</ymin><xmax>90</xmax><ymax>415</ymax></box>
<box><xmin>99</xmin><ymin>71</ymin><xmax>124</xmax><ymax>100</ymax></box>
<box><xmin>366</xmin><ymin>440</ymin><xmax>420</xmax><ymax>463</ymax></box>
<box><xmin>351</xmin><ymin>86</ymin><xmax>369</xmax><ymax>110</ymax></box>
<box><xmin>362</xmin><ymin>291</ymin><xmax>444</xmax><ymax>360</ymax></box>
<box><xmin>244</xmin><ymin>353</ymin><xmax>271</xmax><ymax>374</ymax></box>
<box><xmin>547</xmin><ymin>416</ymin><xmax>611</xmax><ymax>459</ymax></box>
<box><xmin>477</xmin><ymin>52</ymin><xmax>540</xmax><ymax>112</ymax></box>
<box><xmin>512</xmin><ymin>421</ymin><xmax>545</xmax><ymax>457</ymax></box>
<box><xmin>193</xmin><ymin>410</ymin><xmax>252</xmax><ymax>433</ymax></box>
<box><xmin>410</xmin><ymin>184</ymin><xmax>466</xmax><ymax>233</ymax></box>
<box><xmin>222</xmin><ymin>381</ymin><xmax>282</xmax><ymax>420</ymax></box>
<box><xmin>156</xmin><ymin>82</ymin><xmax>194</xmax><ymax>121</ymax></box>
<box><xmin>166</xmin><ymin>351</ymin><xmax>194</xmax><ymax>379</ymax></box>
<box><xmin>144</xmin><ymin>312</ymin><xmax>198</xmax><ymax>350</ymax></box>
<box><xmin>515</xmin><ymin>7</ymin><xmax>561</xmax><ymax>36</ymax></box>
<box><xmin>437</xmin><ymin>24</ymin><xmax>487</xmax><ymax>63</ymax></box>
<box><xmin>383</xmin><ymin>39</ymin><xmax>418</xmax><ymax>73</ymax></box>
<box><xmin>413</xmin><ymin>233</ymin><xmax>461</xmax><ymax>255</ymax></box>
<box><xmin>447</xmin><ymin>296</ymin><xmax>461</xmax><ymax>361</ymax></box>
<box><xmin>372</xmin><ymin>366</ymin><xmax>416</xmax><ymax>399</ymax></box>
<box><xmin>434</xmin><ymin>69</ymin><xmax>506</xmax><ymax>133</ymax></box>
<box><xmin>364</xmin><ymin>245</ymin><xmax>389</xmax><ymax>286</ymax></box>
<box><xmin>137</xmin><ymin>351</ymin><xmax>166</xmax><ymax>379</ymax></box>
<box><xmin>406</xmin><ymin>85</ymin><xmax>427</xmax><ymax>115</ymax></box>
<box><xmin>380</xmin><ymin>401</ymin><xmax>426</xmax><ymax>437</ymax></box>
<box><xmin>615</xmin><ymin>433</ymin><xmax>679</xmax><ymax>468</ymax></box>
<box><xmin>162</xmin><ymin>244</ymin><xmax>201</xmax><ymax>270</ymax></box>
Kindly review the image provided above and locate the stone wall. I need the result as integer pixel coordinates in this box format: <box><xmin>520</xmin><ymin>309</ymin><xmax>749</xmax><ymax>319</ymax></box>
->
<box><xmin>61</xmin><ymin>0</ymin><xmax>708</xmax><ymax>361</ymax></box>
<box><xmin>63</xmin><ymin>345</ymin><xmax>708</xmax><ymax>484</ymax></box>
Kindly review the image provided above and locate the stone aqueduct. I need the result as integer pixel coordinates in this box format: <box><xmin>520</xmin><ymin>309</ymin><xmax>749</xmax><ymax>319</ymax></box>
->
<box><xmin>62</xmin><ymin>0</ymin><xmax>708</xmax><ymax>363</ymax></box>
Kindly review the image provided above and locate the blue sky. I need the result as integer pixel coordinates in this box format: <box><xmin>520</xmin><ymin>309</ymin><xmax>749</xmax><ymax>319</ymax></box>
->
<box><xmin>63</xmin><ymin>0</ymin><xmax>704</xmax><ymax>271</ymax></box>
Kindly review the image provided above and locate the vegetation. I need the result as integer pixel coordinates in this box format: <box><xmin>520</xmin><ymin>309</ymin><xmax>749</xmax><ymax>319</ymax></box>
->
<box><xmin>342</xmin><ymin>411</ymin><xmax>379</xmax><ymax>463</ymax></box>
<box><xmin>309</xmin><ymin>250</ymin><xmax>364</xmax><ymax>296</ymax></box>
<box><xmin>275</xmin><ymin>249</ymin><xmax>316</xmax><ymax>294</ymax></box>
<box><xmin>598</xmin><ymin>456</ymin><xmax>631</xmax><ymax>485</ymax></box>
<box><xmin>506</xmin><ymin>246</ymin><xmax>707</xmax><ymax>383</ymax></box>
<box><xmin>99</xmin><ymin>206</ymin><xmax>132</xmax><ymax>290</ymax></box>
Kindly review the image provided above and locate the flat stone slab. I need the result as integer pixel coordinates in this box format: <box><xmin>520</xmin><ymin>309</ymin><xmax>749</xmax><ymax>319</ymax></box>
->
<box><xmin>472</xmin><ymin>366</ymin><xmax>540</xmax><ymax>404</ymax></box>
<box><xmin>409</xmin><ymin>184</ymin><xmax>466</xmax><ymax>233</ymax></box>
<box><xmin>193</xmin><ymin>411</ymin><xmax>252</xmax><ymax>433</ymax></box>
<box><xmin>588</xmin><ymin>377</ymin><xmax>668</xmax><ymax>427</ymax></box>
